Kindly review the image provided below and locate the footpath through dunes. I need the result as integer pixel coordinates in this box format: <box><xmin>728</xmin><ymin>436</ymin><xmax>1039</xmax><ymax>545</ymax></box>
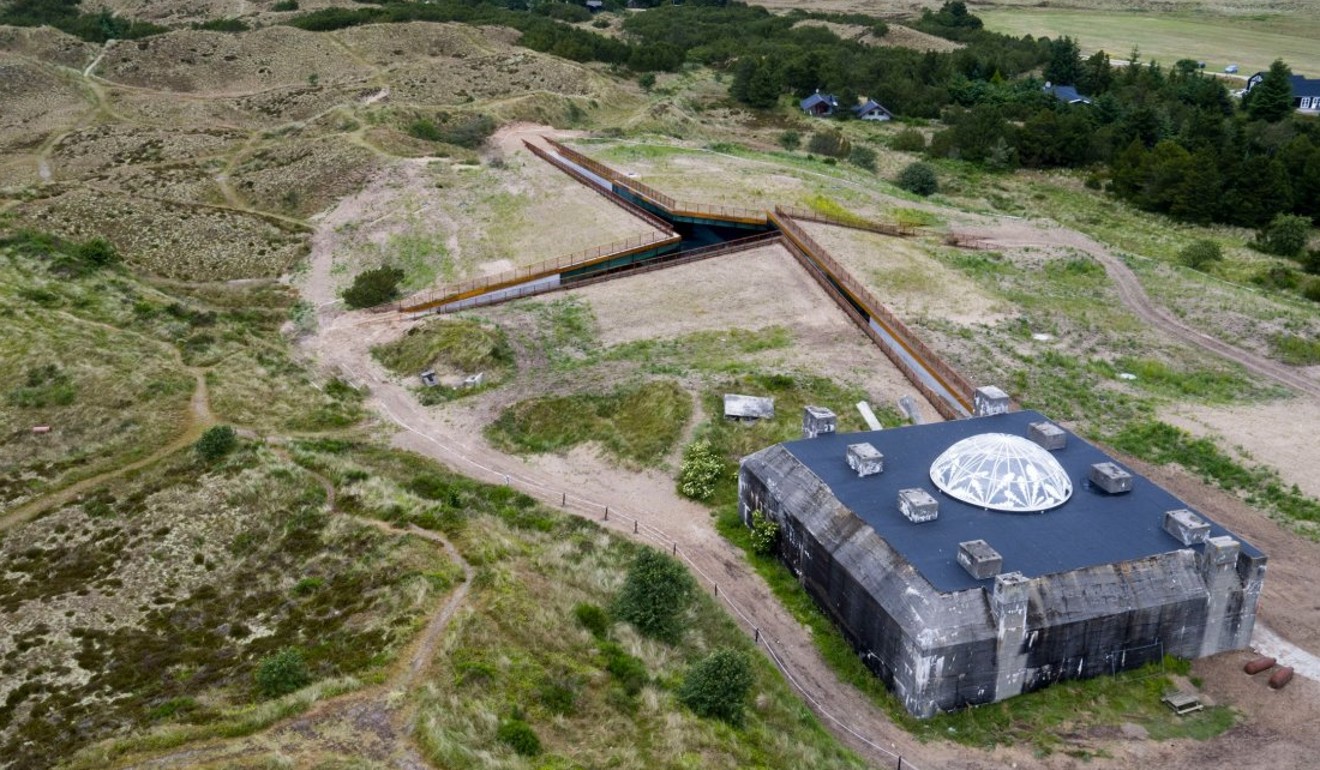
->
<box><xmin>955</xmin><ymin>223</ymin><xmax>1320</xmax><ymax>402</ymax></box>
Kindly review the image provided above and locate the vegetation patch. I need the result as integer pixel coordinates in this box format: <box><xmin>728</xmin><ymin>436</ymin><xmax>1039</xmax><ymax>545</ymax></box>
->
<box><xmin>372</xmin><ymin>317</ymin><xmax>514</xmax><ymax>380</ymax></box>
<box><xmin>486</xmin><ymin>380</ymin><xmax>691</xmax><ymax>467</ymax></box>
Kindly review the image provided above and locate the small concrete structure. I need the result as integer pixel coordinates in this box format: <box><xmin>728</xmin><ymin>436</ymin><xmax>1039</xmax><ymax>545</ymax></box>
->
<box><xmin>898</xmin><ymin>395</ymin><xmax>923</xmax><ymax>425</ymax></box>
<box><xmin>958</xmin><ymin>539</ymin><xmax>1003</xmax><ymax>579</ymax></box>
<box><xmin>856</xmin><ymin>401</ymin><xmax>882</xmax><ymax>431</ymax></box>
<box><xmin>31</xmin><ymin>425</ymin><xmax>52</xmax><ymax>435</ymax></box>
<box><xmin>802</xmin><ymin>406</ymin><xmax>837</xmax><ymax>439</ymax></box>
<box><xmin>462</xmin><ymin>372</ymin><xmax>484</xmax><ymax>388</ymax></box>
<box><xmin>724</xmin><ymin>394</ymin><xmax>775</xmax><ymax>422</ymax></box>
<box><xmin>897</xmin><ymin>488</ymin><xmax>939</xmax><ymax>523</ymax></box>
<box><xmin>974</xmin><ymin>386</ymin><xmax>1011</xmax><ymax>417</ymax></box>
<box><xmin>847</xmin><ymin>443</ymin><xmax>884</xmax><ymax>477</ymax></box>
<box><xmin>1164</xmin><ymin>509</ymin><xmax>1211</xmax><ymax>546</ymax></box>
<box><xmin>1089</xmin><ymin>462</ymin><xmax>1134</xmax><ymax>494</ymax></box>
<box><xmin>1027</xmin><ymin>421</ymin><xmax>1066</xmax><ymax>451</ymax></box>
<box><xmin>419</xmin><ymin>369</ymin><xmax>439</xmax><ymax>387</ymax></box>
<box><xmin>1162</xmin><ymin>691</ymin><xmax>1204</xmax><ymax>715</ymax></box>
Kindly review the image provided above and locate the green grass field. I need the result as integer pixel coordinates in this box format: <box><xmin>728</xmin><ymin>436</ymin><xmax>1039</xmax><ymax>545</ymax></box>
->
<box><xmin>979</xmin><ymin>8</ymin><xmax>1320</xmax><ymax>77</ymax></box>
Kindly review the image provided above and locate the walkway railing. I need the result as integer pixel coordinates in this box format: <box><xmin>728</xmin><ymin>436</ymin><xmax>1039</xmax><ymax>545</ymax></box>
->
<box><xmin>772</xmin><ymin>208</ymin><xmax>975</xmax><ymax>417</ymax></box>
<box><xmin>545</xmin><ymin>138</ymin><xmax>767</xmax><ymax>225</ymax></box>
<box><xmin>776</xmin><ymin>205</ymin><xmax>915</xmax><ymax>237</ymax></box>
<box><xmin>398</xmin><ymin>230</ymin><xmax>680</xmax><ymax>314</ymax></box>
<box><xmin>525</xmin><ymin>140</ymin><xmax>676</xmax><ymax>235</ymax></box>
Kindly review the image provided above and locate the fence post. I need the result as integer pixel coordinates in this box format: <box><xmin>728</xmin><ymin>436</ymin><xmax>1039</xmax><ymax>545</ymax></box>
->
<box><xmin>633</xmin><ymin>520</ymin><xmax>638</xmax><ymax>534</ymax></box>
<box><xmin>754</xmin><ymin>628</ymin><xmax>760</xmax><ymax>644</ymax></box>
<box><xmin>604</xmin><ymin>506</ymin><xmax>609</xmax><ymax>521</ymax></box>
<box><xmin>561</xmin><ymin>493</ymin><xmax>566</xmax><ymax>506</ymax></box>
<box><xmin>671</xmin><ymin>543</ymin><xmax>677</xmax><ymax>556</ymax></box>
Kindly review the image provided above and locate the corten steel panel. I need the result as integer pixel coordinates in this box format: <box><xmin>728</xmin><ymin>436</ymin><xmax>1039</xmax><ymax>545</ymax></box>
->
<box><xmin>779</xmin><ymin>410</ymin><xmax>1263</xmax><ymax>593</ymax></box>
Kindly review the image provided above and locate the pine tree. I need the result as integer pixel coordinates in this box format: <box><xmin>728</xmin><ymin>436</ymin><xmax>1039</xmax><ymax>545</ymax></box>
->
<box><xmin>1247</xmin><ymin>59</ymin><xmax>1295</xmax><ymax>123</ymax></box>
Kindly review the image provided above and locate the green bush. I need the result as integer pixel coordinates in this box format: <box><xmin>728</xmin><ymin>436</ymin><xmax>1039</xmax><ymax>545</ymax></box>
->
<box><xmin>807</xmin><ymin>129</ymin><xmax>850</xmax><ymax>159</ymax></box>
<box><xmin>749</xmin><ymin>509</ymin><xmax>779</xmax><ymax>556</ymax></box>
<box><xmin>495</xmin><ymin>717</ymin><xmax>541</xmax><ymax>756</ymax></box>
<box><xmin>254</xmin><ymin>647</ymin><xmax>311</xmax><ymax>698</ymax></box>
<box><xmin>611</xmin><ymin>549</ymin><xmax>695</xmax><ymax>644</ymax></box>
<box><xmin>73</xmin><ymin>237</ymin><xmax>118</xmax><ymax>267</ymax></box>
<box><xmin>8</xmin><ymin>364</ymin><xmax>76</xmax><ymax>408</ymax></box>
<box><xmin>638</xmin><ymin>72</ymin><xmax>656</xmax><ymax>91</ymax></box>
<box><xmin>342</xmin><ymin>266</ymin><xmax>404</xmax><ymax>309</ymax></box>
<box><xmin>1179</xmin><ymin>239</ymin><xmax>1223</xmax><ymax>271</ymax></box>
<box><xmin>599</xmin><ymin>641</ymin><xmax>648</xmax><ymax>695</ymax></box>
<box><xmin>890</xmin><ymin>128</ymin><xmax>926</xmax><ymax>152</ymax></box>
<box><xmin>195</xmin><ymin>425</ymin><xmax>237</xmax><ymax>463</ymax></box>
<box><xmin>677</xmin><ymin>648</ymin><xmax>754</xmax><ymax>725</ymax></box>
<box><xmin>677</xmin><ymin>439</ymin><xmax>724</xmax><ymax>501</ymax></box>
<box><xmin>272</xmin><ymin>0</ymin><xmax>299</xmax><ymax>10</ymax></box>
<box><xmin>407</xmin><ymin>114</ymin><xmax>497</xmax><ymax>149</ymax></box>
<box><xmin>778</xmin><ymin>130</ymin><xmax>801</xmax><ymax>151</ymax></box>
<box><xmin>896</xmin><ymin>161</ymin><xmax>939</xmax><ymax>196</ymax></box>
<box><xmin>193</xmin><ymin>17</ymin><xmax>249</xmax><ymax>32</ymax></box>
<box><xmin>848</xmin><ymin>145</ymin><xmax>877</xmax><ymax>172</ymax></box>
<box><xmin>1255</xmin><ymin>213</ymin><xmax>1312</xmax><ymax>257</ymax></box>
<box><xmin>573</xmin><ymin>602</ymin><xmax>610</xmax><ymax>638</ymax></box>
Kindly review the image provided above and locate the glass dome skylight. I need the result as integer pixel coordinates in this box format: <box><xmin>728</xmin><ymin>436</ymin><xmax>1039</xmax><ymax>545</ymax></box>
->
<box><xmin>929</xmin><ymin>433</ymin><xmax>1073</xmax><ymax>512</ymax></box>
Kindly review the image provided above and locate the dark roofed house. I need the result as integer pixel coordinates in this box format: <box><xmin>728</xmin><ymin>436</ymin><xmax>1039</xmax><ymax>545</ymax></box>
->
<box><xmin>1245</xmin><ymin>72</ymin><xmax>1320</xmax><ymax>111</ymax></box>
<box><xmin>1044</xmin><ymin>82</ymin><xmax>1092</xmax><ymax>105</ymax></box>
<box><xmin>800</xmin><ymin>92</ymin><xmax>838</xmax><ymax>117</ymax></box>
<box><xmin>586</xmin><ymin>0</ymin><xmax>604</xmax><ymax>10</ymax></box>
<box><xmin>852</xmin><ymin>98</ymin><xmax>894</xmax><ymax>121</ymax></box>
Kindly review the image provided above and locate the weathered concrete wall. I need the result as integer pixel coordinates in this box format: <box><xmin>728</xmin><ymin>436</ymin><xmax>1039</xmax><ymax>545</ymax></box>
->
<box><xmin>739</xmin><ymin>444</ymin><xmax>1266</xmax><ymax>718</ymax></box>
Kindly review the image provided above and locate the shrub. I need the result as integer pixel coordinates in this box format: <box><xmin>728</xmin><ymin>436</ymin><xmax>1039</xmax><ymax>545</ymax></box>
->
<box><xmin>342</xmin><ymin>266</ymin><xmax>404</xmax><ymax>308</ymax></box>
<box><xmin>73</xmin><ymin>237</ymin><xmax>118</xmax><ymax>267</ymax></box>
<box><xmin>890</xmin><ymin>127</ymin><xmax>926</xmax><ymax>152</ymax></box>
<box><xmin>677</xmin><ymin>648</ymin><xmax>754</xmax><ymax>725</ymax></box>
<box><xmin>638</xmin><ymin>72</ymin><xmax>656</xmax><ymax>91</ymax></box>
<box><xmin>807</xmin><ymin>129</ymin><xmax>850</xmax><ymax>159</ymax></box>
<box><xmin>848</xmin><ymin>145</ymin><xmax>877</xmax><ymax>172</ymax></box>
<box><xmin>573</xmin><ymin>602</ymin><xmax>610</xmax><ymax>638</ymax></box>
<box><xmin>254</xmin><ymin>647</ymin><xmax>311</xmax><ymax>698</ymax></box>
<box><xmin>778</xmin><ymin>130</ymin><xmax>801</xmax><ymax>151</ymax></box>
<box><xmin>896</xmin><ymin>161</ymin><xmax>939</xmax><ymax>196</ymax></box>
<box><xmin>495</xmin><ymin>717</ymin><xmax>541</xmax><ymax>756</ymax></box>
<box><xmin>195</xmin><ymin>425</ymin><xmax>237</xmax><ymax>462</ymax></box>
<box><xmin>1255</xmin><ymin>213</ymin><xmax>1312</xmax><ymax>258</ymax></box>
<box><xmin>1179</xmin><ymin>240</ymin><xmax>1223</xmax><ymax>271</ymax></box>
<box><xmin>408</xmin><ymin>113</ymin><xmax>497</xmax><ymax>149</ymax></box>
<box><xmin>193</xmin><ymin>18</ymin><xmax>249</xmax><ymax>32</ymax></box>
<box><xmin>599</xmin><ymin>641</ymin><xmax>648</xmax><ymax>695</ymax></box>
<box><xmin>677</xmin><ymin>439</ymin><xmax>724</xmax><ymax>501</ymax></box>
<box><xmin>272</xmin><ymin>0</ymin><xmax>299</xmax><ymax>10</ymax></box>
<box><xmin>1305</xmin><ymin>277</ymin><xmax>1320</xmax><ymax>303</ymax></box>
<box><xmin>749</xmin><ymin>509</ymin><xmax>779</xmax><ymax>555</ymax></box>
<box><xmin>611</xmin><ymin>549</ymin><xmax>695</xmax><ymax>644</ymax></box>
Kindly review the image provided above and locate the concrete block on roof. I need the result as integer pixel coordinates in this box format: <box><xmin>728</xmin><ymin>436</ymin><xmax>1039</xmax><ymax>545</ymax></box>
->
<box><xmin>1164</xmin><ymin>509</ymin><xmax>1211</xmax><ymax>546</ymax></box>
<box><xmin>802</xmin><ymin>405</ymin><xmax>837</xmax><ymax>439</ymax></box>
<box><xmin>897</xmin><ymin>488</ymin><xmax>939</xmax><ymax>523</ymax></box>
<box><xmin>847</xmin><ymin>442</ymin><xmax>884</xmax><ymax>477</ymax></box>
<box><xmin>1028</xmin><ymin>421</ymin><xmax>1067</xmax><ymax>451</ymax></box>
<box><xmin>1089</xmin><ymin>462</ymin><xmax>1133</xmax><ymax>494</ymax></box>
<box><xmin>958</xmin><ymin>539</ymin><xmax>1003</xmax><ymax>579</ymax></box>
<box><xmin>974</xmin><ymin>386</ymin><xmax>1011</xmax><ymax>417</ymax></box>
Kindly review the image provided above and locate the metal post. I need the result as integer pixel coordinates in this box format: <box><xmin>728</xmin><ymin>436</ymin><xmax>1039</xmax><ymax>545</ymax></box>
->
<box><xmin>714</xmin><ymin>584</ymin><xmax>719</xmax><ymax>597</ymax></box>
<box><xmin>754</xmin><ymin>628</ymin><xmax>760</xmax><ymax>644</ymax></box>
<box><xmin>604</xmin><ymin>506</ymin><xmax>609</xmax><ymax>521</ymax></box>
<box><xmin>671</xmin><ymin>543</ymin><xmax>677</xmax><ymax>556</ymax></box>
<box><xmin>633</xmin><ymin>521</ymin><xmax>638</xmax><ymax>534</ymax></box>
<box><xmin>562</xmin><ymin>493</ymin><xmax>566</xmax><ymax>506</ymax></box>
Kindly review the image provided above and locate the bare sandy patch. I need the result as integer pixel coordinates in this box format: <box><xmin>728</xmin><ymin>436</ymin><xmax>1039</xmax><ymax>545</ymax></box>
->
<box><xmin>1163</xmin><ymin>399</ymin><xmax>1320</xmax><ymax>500</ymax></box>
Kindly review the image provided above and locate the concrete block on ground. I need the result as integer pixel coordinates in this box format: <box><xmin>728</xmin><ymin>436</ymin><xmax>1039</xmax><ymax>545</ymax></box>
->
<box><xmin>802</xmin><ymin>405</ymin><xmax>838</xmax><ymax>439</ymax></box>
<box><xmin>725</xmin><ymin>394</ymin><xmax>775</xmax><ymax>421</ymax></box>
<box><xmin>419</xmin><ymin>369</ymin><xmax>439</xmax><ymax>387</ymax></box>
<box><xmin>974</xmin><ymin>386</ymin><xmax>1011</xmax><ymax>417</ymax></box>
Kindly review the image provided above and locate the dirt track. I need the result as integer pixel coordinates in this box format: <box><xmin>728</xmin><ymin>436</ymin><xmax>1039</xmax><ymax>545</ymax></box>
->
<box><xmin>283</xmin><ymin>137</ymin><xmax>1320</xmax><ymax>770</ymax></box>
<box><xmin>959</xmin><ymin>224</ymin><xmax>1320</xmax><ymax>400</ymax></box>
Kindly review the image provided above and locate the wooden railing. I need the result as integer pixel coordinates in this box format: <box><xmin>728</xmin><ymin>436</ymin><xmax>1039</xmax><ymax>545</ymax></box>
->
<box><xmin>545</xmin><ymin>138</ymin><xmax>767</xmax><ymax>225</ymax></box>
<box><xmin>526</xmin><ymin>140</ymin><xmax>675</xmax><ymax>234</ymax></box>
<box><xmin>429</xmin><ymin>232</ymin><xmax>784</xmax><ymax>314</ymax></box>
<box><xmin>775</xmin><ymin>205</ymin><xmax>915</xmax><ymax>237</ymax></box>
<box><xmin>398</xmin><ymin>230</ymin><xmax>680</xmax><ymax>314</ymax></box>
<box><xmin>771</xmin><ymin>209</ymin><xmax>975</xmax><ymax>417</ymax></box>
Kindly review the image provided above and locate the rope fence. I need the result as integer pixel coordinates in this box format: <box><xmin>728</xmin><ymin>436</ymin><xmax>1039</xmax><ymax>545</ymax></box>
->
<box><xmin>344</xmin><ymin>381</ymin><xmax>923</xmax><ymax>770</ymax></box>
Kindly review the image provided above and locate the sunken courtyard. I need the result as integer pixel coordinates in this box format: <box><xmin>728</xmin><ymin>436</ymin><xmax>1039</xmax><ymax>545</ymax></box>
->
<box><xmin>738</xmin><ymin>395</ymin><xmax>1267</xmax><ymax>718</ymax></box>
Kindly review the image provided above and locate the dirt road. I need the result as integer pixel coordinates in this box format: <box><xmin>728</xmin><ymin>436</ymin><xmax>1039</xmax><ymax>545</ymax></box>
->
<box><xmin>959</xmin><ymin>223</ymin><xmax>1320</xmax><ymax>400</ymax></box>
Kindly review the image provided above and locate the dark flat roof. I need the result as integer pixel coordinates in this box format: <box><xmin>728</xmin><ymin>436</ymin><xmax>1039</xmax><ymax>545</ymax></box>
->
<box><xmin>782</xmin><ymin>410</ymin><xmax>1261</xmax><ymax>593</ymax></box>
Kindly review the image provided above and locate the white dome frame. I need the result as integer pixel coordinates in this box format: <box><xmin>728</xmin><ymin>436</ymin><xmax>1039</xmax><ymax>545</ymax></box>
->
<box><xmin>929</xmin><ymin>433</ymin><xmax>1073</xmax><ymax>512</ymax></box>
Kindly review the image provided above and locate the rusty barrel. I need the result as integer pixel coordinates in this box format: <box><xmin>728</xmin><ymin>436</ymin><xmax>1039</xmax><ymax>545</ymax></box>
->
<box><xmin>1244</xmin><ymin>656</ymin><xmax>1277</xmax><ymax>675</ymax></box>
<box><xmin>1268</xmin><ymin>666</ymin><xmax>1294</xmax><ymax>690</ymax></box>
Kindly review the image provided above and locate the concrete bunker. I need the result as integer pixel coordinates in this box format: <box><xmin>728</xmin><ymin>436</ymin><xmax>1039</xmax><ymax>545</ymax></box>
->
<box><xmin>738</xmin><ymin>409</ymin><xmax>1266</xmax><ymax>717</ymax></box>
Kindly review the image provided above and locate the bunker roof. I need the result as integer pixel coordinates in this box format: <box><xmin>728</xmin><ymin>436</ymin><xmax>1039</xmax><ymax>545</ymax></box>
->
<box><xmin>780</xmin><ymin>409</ymin><xmax>1261</xmax><ymax>592</ymax></box>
